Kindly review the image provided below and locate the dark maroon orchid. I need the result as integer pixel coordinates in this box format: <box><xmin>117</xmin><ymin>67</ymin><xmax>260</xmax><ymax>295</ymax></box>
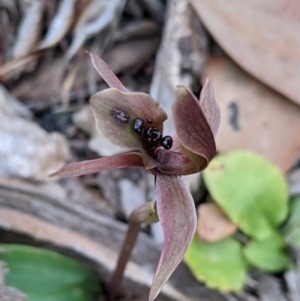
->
<box><xmin>51</xmin><ymin>52</ymin><xmax>220</xmax><ymax>301</ymax></box>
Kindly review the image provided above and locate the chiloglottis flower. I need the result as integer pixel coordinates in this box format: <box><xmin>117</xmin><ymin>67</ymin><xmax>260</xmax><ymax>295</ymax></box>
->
<box><xmin>50</xmin><ymin>52</ymin><xmax>221</xmax><ymax>301</ymax></box>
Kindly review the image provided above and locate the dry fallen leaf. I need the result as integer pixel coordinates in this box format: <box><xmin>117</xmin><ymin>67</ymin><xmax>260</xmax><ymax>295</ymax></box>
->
<box><xmin>197</xmin><ymin>202</ymin><xmax>237</xmax><ymax>242</ymax></box>
<box><xmin>12</xmin><ymin>0</ymin><xmax>44</xmax><ymax>58</ymax></box>
<box><xmin>189</xmin><ymin>0</ymin><xmax>300</xmax><ymax>106</ymax></box>
<box><xmin>38</xmin><ymin>0</ymin><xmax>78</xmax><ymax>50</ymax></box>
<box><xmin>66</xmin><ymin>0</ymin><xmax>126</xmax><ymax>60</ymax></box>
<box><xmin>206</xmin><ymin>57</ymin><xmax>300</xmax><ymax>172</ymax></box>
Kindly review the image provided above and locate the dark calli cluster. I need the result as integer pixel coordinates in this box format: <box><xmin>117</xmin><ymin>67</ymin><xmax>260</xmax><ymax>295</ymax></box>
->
<box><xmin>133</xmin><ymin>117</ymin><xmax>173</xmax><ymax>153</ymax></box>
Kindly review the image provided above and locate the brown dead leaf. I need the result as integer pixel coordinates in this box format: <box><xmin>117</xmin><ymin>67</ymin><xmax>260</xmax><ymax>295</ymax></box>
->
<box><xmin>0</xmin><ymin>53</ymin><xmax>40</xmax><ymax>77</ymax></box>
<box><xmin>206</xmin><ymin>57</ymin><xmax>300</xmax><ymax>172</ymax></box>
<box><xmin>38</xmin><ymin>0</ymin><xmax>78</xmax><ymax>50</ymax></box>
<box><xmin>66</xmin><ymin>0</ymin><xmax>126</xmax><ymax>60</ymax></box>
<box><xmin>197</xmin><ymin>202</ymin><xmax>237</xmax><ymax>242</ymax></box>
<box><xmin>12</xmin><ymin>0</ymin><xmax>44</xmax><ymax>58</ymax></box>
<box><xmin>189</xmin><ymin>0</ymin><xmax>300</xmax><ymax>105</ymax></box>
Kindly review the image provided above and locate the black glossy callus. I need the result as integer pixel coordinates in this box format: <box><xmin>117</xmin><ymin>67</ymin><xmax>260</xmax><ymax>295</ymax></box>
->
<box><xmin>133</xmin><ymin>118</ymin><xmax>144</xmax><ymax>133</ymax></box>
<box><xmin>161</xmin><ymin>136</ymin><xmax>173</xmax><ymax>150</ymax></box>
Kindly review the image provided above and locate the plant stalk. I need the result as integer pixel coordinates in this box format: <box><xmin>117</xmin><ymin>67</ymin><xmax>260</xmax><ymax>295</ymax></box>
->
<box><xmin>108</xmin><ymin>201</ymin><xmax>158</xmax><ymax>300</ymax></box>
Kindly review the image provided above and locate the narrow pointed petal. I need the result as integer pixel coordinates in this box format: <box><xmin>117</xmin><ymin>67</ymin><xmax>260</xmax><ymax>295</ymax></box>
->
<box><xmin>49</xmin><ymin>152</ymin><xmax>144</xmax><ymax>178</ymax></box>
<box><xmin>88</xmin><ymin>51</ymin><xmax>127</xmax><ymax>92</ymax></box>
<box><xmin>149</xmin><ymin>174</ymin><xmax>197</xmax><ymax>301</ymax></box>
<box><xmin>91</xmin><ymin>88</ymin><xmax>167</xmax><ymax>168</ymax></box>
<box><xmin>199</xmin><ymin>77</ymin><xmax>221</xmax><ymax>137</ymax></box>
<box><xmin>173</xmin><ymin>86</ymin><xmax>216</xmax><ymax>164</ymax></box>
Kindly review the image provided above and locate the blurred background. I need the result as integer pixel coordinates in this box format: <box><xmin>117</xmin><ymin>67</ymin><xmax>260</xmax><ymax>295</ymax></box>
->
<box><xmin>0</xmin><ymin>0</ymin><xmax>300</xmax><ymax>301</ymax></box>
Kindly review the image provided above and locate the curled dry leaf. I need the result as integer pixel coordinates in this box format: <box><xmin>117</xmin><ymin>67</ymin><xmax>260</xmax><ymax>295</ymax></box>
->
<box><xmin>66</xmin><ymin>0</ymin><xmax>126</xmax><ymax>59</ymax></box>
<box><xmin>12</xmin><ymin>0</ymin><xmax>44</xmax><ymax>58</ymax></box>
<box><xmin>197</xmin><ymin>202</ymin><xmax>237</xmax><ymax>242</ymax></box>
<box><xmin>38</xmin><ymin>0</ymin><xmax>78</xmax><ymax>50</ymax></box>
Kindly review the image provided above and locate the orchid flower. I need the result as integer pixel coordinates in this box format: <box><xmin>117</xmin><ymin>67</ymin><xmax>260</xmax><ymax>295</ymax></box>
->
<box><xmin>51</xmin><ymin>52</ymin><xmax>221</xmax><ymax>301</ymax></box>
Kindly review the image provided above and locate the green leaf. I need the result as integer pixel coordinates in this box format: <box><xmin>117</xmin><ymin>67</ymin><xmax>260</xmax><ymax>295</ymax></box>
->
<box><xmin>184</xmin><ymin>236</ymin><xmax>247</xmax><ymax>292</ymax></box>
<box><xmin>203</xmin><ymin>151</ymin><xmax>288</xmax><ymax>239</ymax></box>
<box><xmin>0</xmin><ymin>244</ymin><xmax>101</xmax><ymax>301</ymax></box>
<box><xmin>243</xmin><ymin>237</ymin><xmax>291</xmax><ymax>272</ymax></box>
<box><xmin>283</xmin><ymin>197</ymin><xmax>300</xmax><ymax>249</ymax></box>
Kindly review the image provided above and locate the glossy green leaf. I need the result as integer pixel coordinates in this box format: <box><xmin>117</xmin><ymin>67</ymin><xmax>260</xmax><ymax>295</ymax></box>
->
<box><xmin>184</xmin><ymin>237</ymin><xmax>246</xmax><ymax>292</ymax></box>
<box><xmin>283</xmin><ymin>197</ymin><xmax>300</xmax><ymax>249</ymax></box>
<box><xmin>0</xmin><ymin>244</ymin><xmax>101</xmax><ymax>301</ymax></box>
<box><xmin>243</xmin><ymin>237</ymin><xmax>291</xmax><ymax>272</ymax></box>
<box><xmin>203</xmin><ymin>151</ymin><xmax>288</xmax><ymax>239</ymax></box>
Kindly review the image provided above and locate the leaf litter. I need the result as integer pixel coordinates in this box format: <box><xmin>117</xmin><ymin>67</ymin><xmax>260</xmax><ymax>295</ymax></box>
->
<box><xmin>0</xmin><ymin>0</ymin><xmax>300</xmax><ymax>300</ymax></box>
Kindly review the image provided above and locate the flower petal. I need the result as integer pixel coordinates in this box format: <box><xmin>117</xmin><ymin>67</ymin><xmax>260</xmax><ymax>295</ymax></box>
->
<box><xmin>173</xmin><ymin>86</ymin><xmax>216</xmax><ymax>164</ymax></box>
<box><xmin>88</xmin><ymin>51</ymin><xmax>127</xmax><ymax>92</ymax></box>
<box><xmin>90</xmin><ymin>88</ymin><xmax>167</xmax><ymax>168</ymax></box>
<box><xmin>199</xmin><ymin>77</ymin><xmax>221</xmax><ymax>137</ymax></box>
<box><xmin>49</xmin><ymin>152</ymin><xmax>144</xmax><ymax>178</ymax></box>
<box><xmin>155</xmin><ymin>135</ymin><xmax>208</xmax><ymax>174</ymax></box>
<box><xmin>155</xmin><ymin>149</ymin><xmax>198</xmax><ymax>175</ymax></box>
<box><xmin>149</xmin><ymin>174</ymin><xmax>197</xmax><ymax>301</ymax></box>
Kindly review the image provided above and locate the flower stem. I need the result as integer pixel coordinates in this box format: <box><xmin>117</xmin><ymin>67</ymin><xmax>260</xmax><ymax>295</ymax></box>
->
<box><xmin>109</xmin><ymin>220</ymin><xmax>141</xmax><ymax>300</ymax></box>
<box><xmin>108</xmin><ymin>201</ymin><xmax>158</xmax><ymax>300</ymax></box>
